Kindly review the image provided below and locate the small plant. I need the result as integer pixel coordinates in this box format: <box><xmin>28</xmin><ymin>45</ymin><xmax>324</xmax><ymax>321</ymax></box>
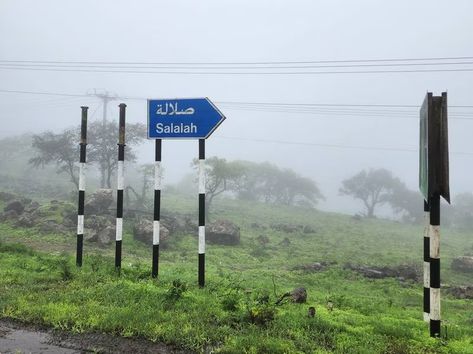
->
<box><xmin>58</xmin><ymin>257</ymin><xmax>73</xmax><ymax>281</ymax></box>
<box><xmin>244</xmin><ymin>289</ymin><xmax>276</xmax><ymax>326</ymax></box>
<box><xmin>221</xmin><ymin>293</ymin><xmax>240</xmax><ymax>312</ymax></box>
<box><xmin>165</xmin><ymin>279</ymin><xmax>188</xmax><ymax>301</ymax></box>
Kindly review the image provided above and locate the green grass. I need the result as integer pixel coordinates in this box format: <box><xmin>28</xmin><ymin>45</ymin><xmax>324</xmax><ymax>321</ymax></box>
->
<box><xmin>0</xmin><ymin>195</ymin><xmax>472</xmax><ymax>353</ymax></box>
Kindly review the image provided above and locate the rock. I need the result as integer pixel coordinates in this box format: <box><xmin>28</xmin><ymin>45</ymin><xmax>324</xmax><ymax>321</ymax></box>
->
<box><xmin>446</xmin><ymin>286</ymin><xmax>473</xmax><ymax>299</ymax></box>
<box><xmin>344</xmin><ymin>263</ymin><xmax>420</xmax><ymax>281</ymax></box>
<box><xmin>0</xmin><ymin>209</ymin><xmax>19</xmax><ymax>221</ymax></box>
<box><xmin>256</xmin><ymin>235</ymin><xmax>270</xmax><ymax>246</ymax></box>
<box><xmin>38</xmin><ymin>219</ymin><xmax>65</xmax><ymax>234</ymax></box>
<box><xmin>352</xmin><ymin>214</ymin><xmax>362</xmax><ymax>221</ymax></box>
<box><xmin>250</xmin><ymin>222</ymin><xmax>266</xmax><ymax>230</ymax></box>
<box><xmin>451</xmin><ymin>256</ymin><xmax>473</xmax><ymax>273</ymax></box>
<box><xmin>291</xmin><ymin>287</ymin><xmax>307</xmax><ymax>303</ymax></box>
<box><xmin>271</xmin><ymin>223</ymin><xmax>302</xmax><ymax>233</ymax></box>
<box><xmin>4</xmin><ymin>200</ymin><xmax>25</xmax><ymax>215</ymax></box>
<box><xmin>85</xmin><ymin>215</ymin><xmax>114</xmax><ymax>231</ymax></box>
<box><xmin>24</xmin><ymin>201</ymin><xmax>40</xmax><ymax>213</ymax></box>
<box><xmin>302</xmin><ymin>225</ymin><xmax>317</xmax><ymax>234</ymax></box>
<box><xmin>308</xmin><ymin>306</ymin><xmax>316</xmax><ymax>318</ymax></box>
<box><xmin>133</xmin><ymin>219</ymin><xmax>170</xmax><ymax>246</ymax></box>
<box><xmin>16</xmin><ymin>214</ymin><xmax>36</xmax><ymax>227</ymax></box>
<box><xmin>292</xmin><ymin>262</ymin><xmax>328</xmax><ymax>273</ymax></box>
<box><xmin>275</xmin><ymin>287</ymin><xmax>307</xmax><ymax>305</ymax></box>
<box><xmin>207</xmin><ymin>220</ymin><xmax>240</xmax><ymax>245</ymax></box>
<box><xmin>97</xmin><ymin>225</ymin><xmax>115</xmax><ymax>246</ymax></box>
<box><xmin>279</xmin><ymin>237</ymin><xmax>291</xmax><ymax>247</ymax></box>
<box><xmin>85</xmin><ymin>189</ymin><xmax>114</xmax><ymax>214</ymax></box>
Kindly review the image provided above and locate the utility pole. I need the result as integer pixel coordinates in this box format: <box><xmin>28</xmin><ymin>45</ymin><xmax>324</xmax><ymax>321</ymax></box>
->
<box><xmin>89</xmin><ymin>89</ymin><xmax>117</xmax><ymax>126</ymax></box>
<box><xmin>87</xmin><ymin>89</ymin><xmax>118</xmax><ymax>188</ymax></box>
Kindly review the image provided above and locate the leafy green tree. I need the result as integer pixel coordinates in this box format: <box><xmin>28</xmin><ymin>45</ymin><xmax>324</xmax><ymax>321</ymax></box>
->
<box><xmin>29</xmin><ymin>130</ymin><xmax>79</xmax><ymax>188</ymax></box>
<box><xmin>340</xmin><ymin>168</ymin><xmax>402</xmax><ymax>218</ymax></box>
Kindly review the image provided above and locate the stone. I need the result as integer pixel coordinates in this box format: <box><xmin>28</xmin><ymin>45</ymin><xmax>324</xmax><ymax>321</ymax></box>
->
<box><xmin>207</xmin><ymin>220</ymin><xmax>240</xmax><ymax>245</ymax></box>
<box><xmin>302</xmin><ymin>225</ymin><xmax>317</xmax><ymax>234</ymax></box>
<box><xmin>446</xmin><ymin>286</ymin><xmax>473</xmax><ymax>299</ymax></box>
<box><xmin>451</xmin><ymin>256</ymin><xmax>473</xmax><ymax>273</ymax></box>
<box><xmin>4</xmin><ymin>200</ymin><xmax>25</xmax><ymax>215</ymax></box>
<box><xmin>256</xmin><ymin>235</ymin><xmax>270</xmax><ymax>246</ymax></box>
<box><xmin>291</xmin><ymin>287</ymin><xmax>307</xmax><ymax>303</ymax></box>
<box><xmin>85</xmin><ymin>189</ymin><xmax>114</xmax><ymax>214</ymax></box>
<box><xmin>344</xmin><ymin>263</ymin><xmax>420</xmax><ymax>281</ymax></box>
<box><xmin>292</xmin><ymin>262</ymin><xmax>327</xmax><ymax>273</ymax></box>
<box><xmin>279</xmin><ymin>237</ymin><xmax>291</xmax><ymax>247</ymax></box>
<box><xmin>16</xmin><ymin>214</ymin><xmax>36</xmax><ymax>227</ymax></box>
<box><xmin>97</xmin><ymin>225</ymin><xmax>115</xmax><ymax>246</ymax></box>
<box><xmin>133</xmin><ymin>218</ymin><xmax>170</xmax><ymax>246</ymax></box>
<box><xmin>270</xmin><ymin>223</ymin><xmax>302</xmax><ymax>233</ymax></box>
<box><xmin>0</xmin><ymin>209</ymin><xmax>19</xmax><ymax>221</ymax></box>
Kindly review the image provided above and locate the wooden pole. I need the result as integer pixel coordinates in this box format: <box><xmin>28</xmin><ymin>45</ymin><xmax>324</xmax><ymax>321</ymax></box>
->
<box><xmin>76</xmin><ymin>106</ymin><xmax>88</xmax><ymax>267</ymax></box>
<box><xmin>152</xmin><ymin>139</ymin><xmax>162</xmax><ymax>278</ymax></box>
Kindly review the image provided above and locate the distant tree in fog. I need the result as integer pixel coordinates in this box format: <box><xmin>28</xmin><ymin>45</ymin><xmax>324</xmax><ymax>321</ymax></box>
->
<box><xmin>192</xmin><ymin>157</ymin><xmax>242</xmax><ymax>221</ymax></box>
<box><xmin>29</xmin><ymin>130</ymin><xmax>79</xmax><ymax>188</ymax></box>
<box><xmin>87</xmin><ymin>121</ymin><xmax>146</xmax><ymax>188</ymax></box>
<box><xmin>340</xmin><ymin>168</ymin><xmax>401</xmax><ymax>218</ymax></box>
<box><xmin>388</xmin><ymin>185</ymin><xmax>423</xmax><ymax>223</ymax></box>
<box><xmin>449</xmin><ymin>193</ymin><xmax>473</xmax><ymax>230</ymax></box>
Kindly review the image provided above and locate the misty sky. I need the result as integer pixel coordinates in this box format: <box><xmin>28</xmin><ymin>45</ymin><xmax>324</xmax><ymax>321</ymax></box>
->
<box><xmin>0</xmin><ymin>0</ymin><xmax>472</xmax><ymax>213</ymax></box>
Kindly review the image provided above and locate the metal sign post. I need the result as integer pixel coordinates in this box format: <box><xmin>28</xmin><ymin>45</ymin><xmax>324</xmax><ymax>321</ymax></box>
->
<box><xmin>147</xmin><ymin>98</ymin><xmax>225</xmax><ymax>286</ymax></box>
<box><xmin>419</xmin><ymin>92</ymin><xmax>450</xmax><ymax>338</ymax></box>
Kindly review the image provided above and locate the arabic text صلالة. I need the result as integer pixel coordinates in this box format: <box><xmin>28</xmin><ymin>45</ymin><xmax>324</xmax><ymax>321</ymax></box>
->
<box><xmin>156</xmin><ymin>103</ymin><xmax>195</xmax><ymax>116</ymax></box>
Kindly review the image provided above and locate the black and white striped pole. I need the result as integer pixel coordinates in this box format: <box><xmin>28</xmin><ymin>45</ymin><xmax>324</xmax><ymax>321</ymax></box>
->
<box><xmin>115</xmin><ymin>103</ymin><xmax>126</xmax><ymax>270</ymax></box>
<box><xmin>198</xmin><ymin>138</ymin><xmax>206</xmax><ymax>287</ymax></box>
<box><xmin>419</xmin><ymin>92</ymin><xmax>449</xmax><ymax>338</ymax></box>
<box><xmin>152</xmin><ymin>139</ymin><xmax>162</xmax><ymax>278</ymax></box>
<box><xmin>429</xmin><ymin>193</ymin><xmax>441</xmax><ymax>337</ymax></box>
<box><xmin>423</xmin><ymin>200</ymin><xmax>430</xmax><ymax>322</ymax></box>
<box><xmin>76</xmin><ymin>106</ymin><xmax>88</xmax><ymax>267</ymax></box>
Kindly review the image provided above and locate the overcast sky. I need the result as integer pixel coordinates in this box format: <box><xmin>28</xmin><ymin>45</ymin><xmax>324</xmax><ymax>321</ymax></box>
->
<box><xmin>1</xmin><ymin>0</ymin><xmax>472</xmax><ymax>213</ymax></box>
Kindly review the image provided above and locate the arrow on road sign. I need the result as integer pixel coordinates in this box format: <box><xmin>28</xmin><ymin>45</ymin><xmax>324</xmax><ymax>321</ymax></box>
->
<box><xmin>147</xmin><ymin>98</ymin><xmax>225</xmax><ymax>139</ymax></box>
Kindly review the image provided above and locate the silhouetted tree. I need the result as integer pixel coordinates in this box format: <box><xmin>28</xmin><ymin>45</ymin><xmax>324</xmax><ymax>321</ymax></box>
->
<box><xmin>29</xmin><ymin>130</ymin><xmax>79</xmax><ymax>188</ymax></box>
<box><xmin>88</xmin><ymin>121</ymin><xmax>146</xmax><ymax>188</ymax></box>
<box><xmin>340</xmin><ymin>168</ymin><xmax>401</xmax><ymax>218</ymax></box>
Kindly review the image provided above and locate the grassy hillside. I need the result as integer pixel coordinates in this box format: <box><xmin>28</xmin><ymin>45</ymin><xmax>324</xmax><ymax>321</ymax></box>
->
<box><xmin>0</xmin><ymin>195</ymin><xmax>472</xmax><ymax>353</ymax></box>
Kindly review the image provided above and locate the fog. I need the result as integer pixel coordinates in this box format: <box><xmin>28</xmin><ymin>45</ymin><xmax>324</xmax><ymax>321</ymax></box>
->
<box><xmin>1</xmin><ymin>0</ymin><xmax>472</xmax><ymax>214</ymax></box>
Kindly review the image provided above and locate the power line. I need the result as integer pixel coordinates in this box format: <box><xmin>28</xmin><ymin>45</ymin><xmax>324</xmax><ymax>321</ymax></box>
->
<box><xmin>1</xmin><ymin>61</ymin><xmax>473</xmax><ymax>70</ymax></box>
<box><xmin>1</xmin><ymin>55</ymin><xmax>473</xmax><ymax>65</ymax></box>
<box><xmin>1</xmin><ymin>89</ymin><xmax>473</xmax><ymax>110</ymax></box>
<box><xmin>215</xmin><ymin>136</ymin><xmax>473</xmax><ymax>156</ymax></box>
<box><xmin>1</xmin><ymin>65</ymin><xmax>473</xmax><ymax>75</ymax></box>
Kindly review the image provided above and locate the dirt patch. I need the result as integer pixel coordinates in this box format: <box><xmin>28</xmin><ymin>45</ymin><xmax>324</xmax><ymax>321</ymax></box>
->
<box><xmin>0</xmin><ymin>318</ymin><xmax>191</xmax><ymax>354</ymax></box>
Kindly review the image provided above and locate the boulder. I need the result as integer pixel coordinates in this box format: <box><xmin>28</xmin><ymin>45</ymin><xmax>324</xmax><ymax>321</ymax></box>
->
<box><xmin>207</xmin><ymin>219</ymin><xmax>240</xmax><ymax>245</ymax></box>
<box><xmin>0</xmin><ymin>209</ymin><xmax>19</xmax><ymax>221</ymax></box>
<box><xmin>24</xmin><ymin>201</ymin><xmax>40</xmax><ymax>213</ymax></box>
<box><xmin>97</xmin><ymin>225</ymin><xmax>115</xmax><ymax>246</ymax></box>
<box><xmin>256</xmin><ymin>235</ymin><xmax>270</xmax><ymax>246</ymax></box>
<box><xmin>292</xmin><ymin>262</ymin><xmax>328</xmax><ymax>273</ymax></box>
<box><xmin>16</xmin><ymin>214</ymin><xmax>36</xmax><ymax>227</ymax></box>
<box><xmin>4</xmin><ymin>200</ymin><xmax>25</xmax><ymax>215</ymax></box>
<box><xmin>271</xmin><ymin>223</ymin><xmax>302</xmax><ymax>233</ymax></box>
<box><xmin>344</xmin><ymin>263</ymin><xmax>420</xmax><ymax>281</ymax></box>
<box><xmin>451</xmin><ymin>256</ymin><xmax>473</xmax><ymax>273</ymax></box>
<box><xmin>279</xmin><ymin>237</ymin><xmax>291</xmax><ymax>247</ymax></box>
<box><xmin>133</xmin><ymin>218</ymin><xmax>170</xmax><ymax>246</ymax></box>
<box><xmin>276</xmin><ymin>287</ymin><xmax>307</xmax><ymax>305</ymax></box>
<box><xmin>302</xmin><ymin>225</ymin><xmax>317</xmax><ymax>234</ymax></box>
<box><xmin>446</xmin><ymin>286</ymin><xmax>473</xmax><ymax>299</ymax></box>
<box><xmin>291</xmin><ymin>287</ymin><xmax>307</xmax><ymax>303</ymax></box>
<box><xmin>85</xmin><ymin>189</ymin><xmax>114</xmax><ymax>214</ymax></box>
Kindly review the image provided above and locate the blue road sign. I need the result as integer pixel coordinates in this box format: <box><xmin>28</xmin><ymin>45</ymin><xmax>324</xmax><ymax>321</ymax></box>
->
<box><xmin>147</xmin><ymin>98</ymin><xmax>225</xmax><ymax>139</ymax></box>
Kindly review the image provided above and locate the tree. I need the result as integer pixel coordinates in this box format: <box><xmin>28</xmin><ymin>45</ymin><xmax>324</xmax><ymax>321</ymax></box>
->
<box><xmin>388</xmin><ymin>184</ymin><xmax>424</xmax><ymax>223</ymax></box>
<box><xmin>340</xmin><ymin>168</ymin><xmax>401</xmax><ymax>218</ymax></box>
<box><xmin>450</xmin><ymin>193</ymin><xmax>473</xmax><ymax>230</ymax></box>
<box><xmin>87</xmin><ymin>121</ymin><xmax>146</xmax><ymax>188</ymax></box>
<box><xmin>29</xmin><ymin>130</ymin><xmax>79</xmax><ymax>188</ymax></box>
<box><xmin>192</xmin><ymin>157</ymin><xmax>242</xmax><ymax>221</ymax></box>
